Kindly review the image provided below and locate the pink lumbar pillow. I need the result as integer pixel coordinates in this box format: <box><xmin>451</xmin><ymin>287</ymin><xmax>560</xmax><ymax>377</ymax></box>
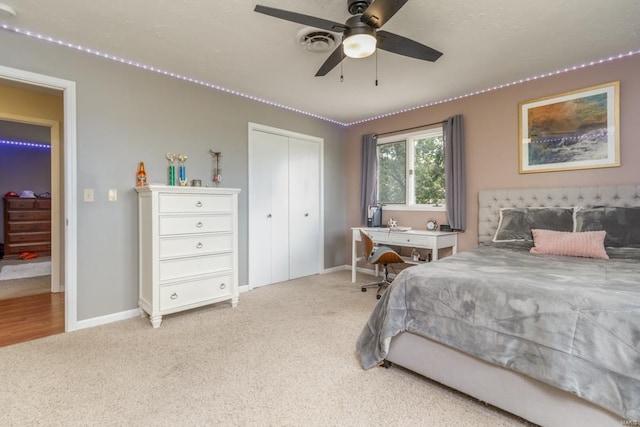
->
<box><xmin>530</xmin><ymin>229</ymin><xmax>609</xmax><ymax>260</ymax></box>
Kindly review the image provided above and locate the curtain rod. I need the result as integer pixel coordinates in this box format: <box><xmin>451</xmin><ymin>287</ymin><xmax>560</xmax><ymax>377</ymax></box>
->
<box><xmin>375</xmin><ymin>119</ymin><xmax>446</xmax><ymax>138</ymax></box>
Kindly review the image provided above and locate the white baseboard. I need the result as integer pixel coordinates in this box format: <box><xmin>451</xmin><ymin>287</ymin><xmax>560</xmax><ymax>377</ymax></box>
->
<box><xmin>322</xmin><ymin>265</ymin><xmax>350</xmax><ymax>274</ymax></box>
<box><xmin>323</xmin><ymin>264</ymin><xmax>378</xmax><ymax>276</ymax></box>
<box><xmin>73</xmin><ymin>268</ymin><xmax>369</xmax><ymax>331</ymax></box>
<box><xmin>75</xmin><ymin>307</ymin><xmax>141</xmax><ymax>330</ymax></box>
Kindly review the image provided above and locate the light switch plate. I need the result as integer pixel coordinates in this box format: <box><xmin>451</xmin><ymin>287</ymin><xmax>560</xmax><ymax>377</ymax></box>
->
<box><xmin>83</xmin><ymin>188</ymin><xmax>94</xmax><ymax>202</ymax></box>
<box><xmin>108</xmin><ymin>189</ymin><xmax>117</xmax><ymax>202</ymax></box>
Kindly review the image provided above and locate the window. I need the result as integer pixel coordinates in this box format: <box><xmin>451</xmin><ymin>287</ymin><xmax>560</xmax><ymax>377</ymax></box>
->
<box><xmin>377</xmin><ymin>127</ymin><xmax>445</xmax><ymax>210</ymax></box>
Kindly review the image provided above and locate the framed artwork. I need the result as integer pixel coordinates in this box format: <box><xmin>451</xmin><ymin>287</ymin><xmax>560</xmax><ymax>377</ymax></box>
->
<box><xmin>518</xmin><ymin>81</ymin><xmax>620</xmax><ymax>174</ymax></box>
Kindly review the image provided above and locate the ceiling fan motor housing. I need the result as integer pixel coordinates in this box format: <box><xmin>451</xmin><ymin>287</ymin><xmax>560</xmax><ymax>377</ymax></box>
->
<box><xmin>348</xmin><ymin>0</ymin><xmax>372</xmax><ymax>15</ymax></box>
<box><xmin>343</xmin><ymin>15</ymin><xmax>375</xmax><ymax>40</ymax></box>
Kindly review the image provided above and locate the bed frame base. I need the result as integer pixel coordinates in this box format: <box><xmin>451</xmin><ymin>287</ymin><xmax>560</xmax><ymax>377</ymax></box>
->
<box><xmin>386</xmin><ymin>332</ymin><xmax>623</xmax><ymax>427</ymax></box>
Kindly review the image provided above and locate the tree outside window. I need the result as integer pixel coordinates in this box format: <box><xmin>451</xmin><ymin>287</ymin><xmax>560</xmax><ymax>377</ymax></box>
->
<box><xmin>377</xmin><ymin>141</ymin><xmax>406</xmax><ymax>204</ymax></box>
<box><xmin>377</xmin><ymin>128</ymin><xmax>445</xmax><ymax>209</ymax></box>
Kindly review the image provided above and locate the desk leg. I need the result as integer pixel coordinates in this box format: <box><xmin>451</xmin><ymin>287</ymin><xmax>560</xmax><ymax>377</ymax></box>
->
<box><xmin>432</xmin><ymin>248</ymin><xmax>439</xmax><ymax>261</ymax></box>
<box><xmin>352</xmin><ymin>233</ymin><xmax>357</xmax><ymax>283</ymax></box>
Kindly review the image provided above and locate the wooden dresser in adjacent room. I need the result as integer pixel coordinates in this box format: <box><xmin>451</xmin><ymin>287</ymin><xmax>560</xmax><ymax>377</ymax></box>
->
<box><xmin>2</xmin><ymin>197</ymin><xmax>52</xmax><ymax>258</ymax></box>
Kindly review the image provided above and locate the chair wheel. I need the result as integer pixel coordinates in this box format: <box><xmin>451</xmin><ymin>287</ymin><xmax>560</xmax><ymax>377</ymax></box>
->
<box><xmin>361</xmin><ymin>287</ymin><xmax>367</xmax><ymax>292</ymax></box>
<box><xmin>376</xmin><ymin>294</ymin><xmax>381</xmax><ymax>300</ymax></box>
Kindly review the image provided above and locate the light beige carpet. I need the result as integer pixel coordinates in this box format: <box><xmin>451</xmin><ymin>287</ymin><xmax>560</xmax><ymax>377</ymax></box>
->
<box><xmin>0</xmin><ymin>270</ymin><xmax>529</xmax><ymax>426</ymax></box>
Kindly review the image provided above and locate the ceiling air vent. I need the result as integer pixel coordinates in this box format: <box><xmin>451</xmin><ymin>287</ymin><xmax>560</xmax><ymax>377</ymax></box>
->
<box><xmin>298</xmin><ymin>28</ymin><xmax>337</xmax><ymax>53</ymax></box>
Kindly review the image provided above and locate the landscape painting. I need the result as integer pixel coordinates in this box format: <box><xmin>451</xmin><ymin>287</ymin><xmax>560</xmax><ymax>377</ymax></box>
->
<box><xmin>519</xmin><ymin>82</ymin><xmax>619</xmax><ymax>173</ymax></box>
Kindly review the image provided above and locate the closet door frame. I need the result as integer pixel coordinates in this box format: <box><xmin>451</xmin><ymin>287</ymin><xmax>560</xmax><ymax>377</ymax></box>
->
<box><xmin>247</xmin><ymin>122</ymin><xmax>324</xmax><ymax>290</ymax></box>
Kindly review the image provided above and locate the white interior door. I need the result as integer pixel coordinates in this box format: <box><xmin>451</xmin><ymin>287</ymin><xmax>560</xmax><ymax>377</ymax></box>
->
<box><xmin>289</xmin><ymin>138</ymin><xmax>320</xmax><ymax>280</ymax></box>
<box><xmin>248</xmin><ymin>130</ymin><xmax>289</xmax><ymax>287</ymax></box>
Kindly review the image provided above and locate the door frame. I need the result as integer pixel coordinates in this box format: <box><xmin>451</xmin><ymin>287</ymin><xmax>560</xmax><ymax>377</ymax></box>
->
<box><xmin>0</xmin><ymin>64</ymin><xmax>78</xmax><ymax>331</ymax></box>
<box><xmin>247</xmin><ymin>122</ymin><xmax>325</xmax><ymax>290</ymax></box>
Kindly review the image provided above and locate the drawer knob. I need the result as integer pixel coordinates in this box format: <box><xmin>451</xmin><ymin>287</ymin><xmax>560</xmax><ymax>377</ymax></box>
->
<box><xmin>170</xmin><ymin>292</ymin><xmax>178</xmax><ymax>300</ymax></box>
<box><xmin>304</xmin><ymin>213</ymin><xmax>309</xmax><ymax>217</ymax></box>
<box><xmin>267</xmin><ymin>213</ymin><xmax>272</xmax><ymax>218</ymax></box>
<box><xmin>196</xmin><ymin>221</ymin><xmax>203</xmax><ymax>228</ymax></box>
<box><xmin>220</xmin><ymin>283</ymin><xmax>227</xmax><ymax>289</ymax></box>
<box><xmin>195</xmin><ymin>201</ymin><xmax>203</xmax><ymax>207</ymax></box>
<box><xmin>196</xmin><ymin>242</ymin><xmax>203</xmax><ymax>249</ymax></box>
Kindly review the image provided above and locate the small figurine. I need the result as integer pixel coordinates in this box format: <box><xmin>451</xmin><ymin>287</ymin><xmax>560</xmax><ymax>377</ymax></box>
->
<box><xmin>209</xmin><ymin>150</ymin><xmax>222</xmax><ymax>186</ymax></box>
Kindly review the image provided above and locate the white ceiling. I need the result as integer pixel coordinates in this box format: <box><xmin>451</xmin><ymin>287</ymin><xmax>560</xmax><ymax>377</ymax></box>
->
<box><xmin>1</xmin><ymin>0</ymin><xmax>639</xmax><ymax>124</ymax></box>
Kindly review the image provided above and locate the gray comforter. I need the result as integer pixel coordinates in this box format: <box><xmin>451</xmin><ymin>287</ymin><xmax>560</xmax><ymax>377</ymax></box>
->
<box><xmin>356</xmin><ymin>244</ymin><xmax>640</xmax><ymax>420</ymax></box>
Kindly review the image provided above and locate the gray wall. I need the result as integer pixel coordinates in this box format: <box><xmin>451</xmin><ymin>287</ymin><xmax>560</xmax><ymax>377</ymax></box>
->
<box><xmin>0</xmin><ymin>30</ymin><xmax>347</xmax><ymax>321</ymax></box>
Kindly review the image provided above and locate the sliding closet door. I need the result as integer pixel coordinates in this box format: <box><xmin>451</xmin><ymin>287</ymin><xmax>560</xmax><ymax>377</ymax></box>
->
<box><xmin>248</xmin><ymin>130</ymin><xmax>290</xmax><ymax>287</ymax></box>
<box><xmin>289</xmin><ymin>138</ymin><xmax>320</xmax><ymax>280</ymax></box>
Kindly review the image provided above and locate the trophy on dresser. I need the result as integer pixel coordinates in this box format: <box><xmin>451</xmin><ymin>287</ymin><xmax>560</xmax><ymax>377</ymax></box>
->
<box><xmin>177</xmin><ymin>153</ymin><xmax>188</xmax><ymax>186</ymax></box>
<box><xmin>166</xmin><ymin>153</ymin><xmax>176</xmax><ymax>186</ymax></box>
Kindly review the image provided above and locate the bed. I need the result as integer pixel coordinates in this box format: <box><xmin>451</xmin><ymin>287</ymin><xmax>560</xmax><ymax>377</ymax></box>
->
<box><xmin>356</xmin><ymin>184</ymin><xmax>640</xmax><ymax>426</ymax></box>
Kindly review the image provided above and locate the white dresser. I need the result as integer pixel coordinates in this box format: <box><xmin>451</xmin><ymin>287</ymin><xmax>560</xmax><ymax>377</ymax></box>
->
<box><xmin>135</xmin><ymin>185</ymin><xmax>241</xmax><ymax>328</ymax></box>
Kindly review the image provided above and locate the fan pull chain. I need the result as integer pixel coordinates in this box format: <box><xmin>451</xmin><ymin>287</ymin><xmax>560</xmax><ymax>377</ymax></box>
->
<box><xmin>375</xmin><ymin>49</ymin><xmax>379</xmax><ymax>86</ymax></box>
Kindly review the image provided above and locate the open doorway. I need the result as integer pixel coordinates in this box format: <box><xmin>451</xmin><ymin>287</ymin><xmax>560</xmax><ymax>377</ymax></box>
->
<box><xmin>0</xmin><ymin>107</ymin><xmax>63</xmax><ymax>346</ymax></box>
<box><xmin>0</xmin><ymin>119</ymin><xmax>55</xmax><ymax>294</ymax></box>
<box><xmin>0</xmin><ymin>65</ymin><xmax>78</xmax><ymax>343</ymax></box>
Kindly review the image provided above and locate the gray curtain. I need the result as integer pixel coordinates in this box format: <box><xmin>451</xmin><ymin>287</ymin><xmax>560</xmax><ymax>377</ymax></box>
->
<box><xmin>444</xmin><ymin>115</ymin><xmax>466</xmax><ymax>230</ymax></box>
<box><xmin>360</xmin><ymin>134</ymin><xmax>378</xmax><ymax>224</ymax></box>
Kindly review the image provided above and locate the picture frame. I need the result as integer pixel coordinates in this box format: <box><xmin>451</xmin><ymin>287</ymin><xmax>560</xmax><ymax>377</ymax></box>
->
<box><xmin>518</xmin><ymin>81</ymin><xmax>620</xmax><ymax>174</ymax></box>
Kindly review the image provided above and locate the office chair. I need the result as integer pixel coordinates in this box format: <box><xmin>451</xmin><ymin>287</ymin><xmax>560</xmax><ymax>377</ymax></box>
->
<box><xmin>359</xmin><ymin>230</ymin><xmax>404</xmax><ymax>299</ymax></box>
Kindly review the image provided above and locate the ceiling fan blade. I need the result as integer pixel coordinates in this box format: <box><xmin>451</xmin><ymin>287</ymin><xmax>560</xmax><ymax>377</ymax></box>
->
<box><xmin>315</xmin><ymin>45</ymin><xmax>345</xmax><ymax>77</ymax></box>
<box><xmin>376</xmin><ymin>30</ymin><xmax>443</xmax><ymax>62</ymax></box>
<box><xmin>254</xmin><ymin>5</ymin><xmax>348</xmax><ymax>33</ymax></box>
<box><xmin>361</xmin><ymin>0</ymin><xmax>408</xmax><ymax>29</ymax></box>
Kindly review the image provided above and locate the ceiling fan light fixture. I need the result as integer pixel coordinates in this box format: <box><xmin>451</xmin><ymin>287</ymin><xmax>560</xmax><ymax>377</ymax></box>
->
<box><xmin>343</xmin><ymin>31</ymin><xmax>376</xmax><ymax>58</ymax></box>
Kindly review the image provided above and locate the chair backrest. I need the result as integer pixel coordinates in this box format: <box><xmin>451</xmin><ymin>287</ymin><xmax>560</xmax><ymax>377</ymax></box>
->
<box><xmin>359</xmin><ymin>230</ymin><xmax>374</xmax><ymax>261</ymax></box>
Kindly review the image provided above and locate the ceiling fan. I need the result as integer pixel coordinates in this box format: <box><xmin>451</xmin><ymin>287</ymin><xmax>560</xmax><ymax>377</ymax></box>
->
<box><xmin>254</xmin><ymin>0</ymin><xmax>443</xmax><ymax>77</ymax></box>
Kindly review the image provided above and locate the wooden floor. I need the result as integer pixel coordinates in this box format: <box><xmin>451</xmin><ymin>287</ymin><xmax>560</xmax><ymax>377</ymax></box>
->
<box><xmin>0</xmin><ymin>292</ymin><xmax>65</xmax><ymax>347</ymax></box>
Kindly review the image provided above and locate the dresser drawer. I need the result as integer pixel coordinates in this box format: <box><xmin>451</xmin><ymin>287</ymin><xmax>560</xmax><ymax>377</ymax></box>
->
<box><xmin>159</xmin><ymin>193</ymin><xmax>232</xmax><ymax>214</ymax></box>
<box><xmin>160</xmin><ymin>274</ymin><xmax>233</xmax><ymax>311</ymax></box>
<box><xmin>7</xmin><ymin>221</ymin><xmax>50</xmax><ymax>233</ymax></box>
<box><xmin>159</xmin><ymin>253</ymin><xmax>233</xmax><ymax>282</ymax></box>
<box><xmin>159</xmin><ymin>233</ymin><xmax>233</xmax><ymax>258</ymax></box>
<box><xmin>7</xmin><ymin>231</ymin><xmax>51</xmax><ymax>243</ymax></box>
<box><xmin>7</xmin><ymin>210</ymin><xmax>51</xmax><ymax>221</ymax></box>
<box><xmin>159</xmin><ymin>215</ymin><xmax>232</xmax><ymax>235</ymax></box>
<box><xmin>5</xmin><ymin>241</ymin><xmax>51</xmax><ymax>254</ymax></box>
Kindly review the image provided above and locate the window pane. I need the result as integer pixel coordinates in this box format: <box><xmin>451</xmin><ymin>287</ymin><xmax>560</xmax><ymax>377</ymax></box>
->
<box><xmin>414</xmin><ymin>136</ymin><xmax>445</xmax><ymax>205</ymax></box>
<box><xmin>377</xmin><ymin>141</ymin><xmax>406</xmax><ymax>204</ymax></box>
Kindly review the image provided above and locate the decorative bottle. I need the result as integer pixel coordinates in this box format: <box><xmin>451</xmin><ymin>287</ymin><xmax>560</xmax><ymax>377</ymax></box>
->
<box><xmin>411</xmin><ymin>248</ymin><xmax>420</xmax><ymax>262</ymax></box>
<box><xmin>136</xmin><ymin>162</ymin><xmax>147</xmax><ymax>187</ymax></box>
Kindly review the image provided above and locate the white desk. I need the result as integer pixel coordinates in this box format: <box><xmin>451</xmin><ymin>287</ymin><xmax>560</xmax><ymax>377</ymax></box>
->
<box><xmin>351</xmin><ymin>227</ymin><xmax>458</xmax><ymax>283</ymax></box>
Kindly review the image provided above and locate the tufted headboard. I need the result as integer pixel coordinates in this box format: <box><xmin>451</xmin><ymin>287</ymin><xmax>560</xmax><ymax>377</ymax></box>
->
<box><xmin>478</xmin><ymin>184</ymin><xmax>640</xmax><ymax>244</ymax></box>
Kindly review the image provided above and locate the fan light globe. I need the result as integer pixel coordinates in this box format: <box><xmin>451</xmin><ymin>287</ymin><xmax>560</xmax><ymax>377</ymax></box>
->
<box><xmin>343</xmin><ymin>33</ymin><xmax>377</xmax><ymax>58</ymax></box>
